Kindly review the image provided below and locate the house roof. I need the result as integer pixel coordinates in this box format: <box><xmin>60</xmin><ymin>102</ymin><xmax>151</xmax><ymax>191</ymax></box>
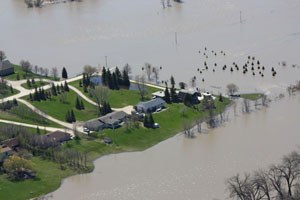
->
<box><xmin>152</xmin><ymin>91</ymin><xmax>165</xmax><ymax>97</ymax></box>
<box><xmin>43</xmin><ymin>131</ymin><xmax>71</xmax><ymax>142</ymax></box>
<box><xmin>85</xmin><ymin>119</ymin><xmax>105</xmax><ymax>129</ymax></box>
<box><xmin>1</xmin><ymin>146</ymin><xmax>12</xmax><ymax>153</ymax></box>
<box><xmin>99</xmin><ymin>111</ymin><xmax>127</xmax><ymax>125</ymax></box>
<box><xmin>0</xmin><ymin>138</ymin><xmax>19</xmax><ymax>149</ymax></box>
<box><xmin>136</xmin><ymin>98</ymin><xmax>165</xmax><ymax>109</ymax></box>
<box><xmin>0</xmin><ymin>60</ymin><xmax>12</xmax><ymax>71</ymax></box>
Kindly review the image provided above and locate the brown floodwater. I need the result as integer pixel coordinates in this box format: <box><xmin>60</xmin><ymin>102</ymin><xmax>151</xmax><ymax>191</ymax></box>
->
<box><xmin>1</xmin><ymin>0</ymin><xmax>300</xmax><ymax>199</ymax></box>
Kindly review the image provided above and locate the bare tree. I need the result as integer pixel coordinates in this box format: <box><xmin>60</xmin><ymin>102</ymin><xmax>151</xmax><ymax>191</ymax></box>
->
<box><xmin>135</xmin><ymin>75</ymin><xmax>147</xmax><ymax>101</ymax></box>
<box><xmin>180</xmin><ymin>105</ymin><xmax>187</xmax><ymax>117</ymax></box>
<box><xmin>182</xmin><ymin>121</ymin><xmax>194</xmax><ymax>138</ymax></box>
<box><xmin>261</xmin><ymin>95</ymin><xmax>269</xmax><ymax>107</ymax></box>
<box><xmin>123</xmin><ymin>63</ymin><xmax>132</xmax><ymax>74</ymax></box>
<box><xmin>83</xmin><ymin>65</ymin><xmax>97</xmax><ymax>76</ymax></box>
<box><xmin>190</xmin><ymin>77</ymin><xmax>197</xmax><ymax>89</ymax></box>
<box><xmin>44</xmin><ymin>68</ymin><xmax>49</xmax><ymax>77</ymax></box>
<box><xmin>20</xmin><ymin>60</ymin><xmax>32</xmax><ymax>75</ymax></box>
<box><xmin>34</xmin><ymin>65</ymin><xmax>39</xmax><ymax>74</ymax></box>
<box><xmin>152</xmin><ymin>67</ymin><xmax>160</xmax><ymax>83</ymax></box>
<box><xmin>0</xmin><ymin>50</ymin><xmax>6</xmax><ymax>62</ymax></box>
<box><xmin>51</xmin><ymin>67</ymin><xmax>58</xmax><ymax>79</ymax></box>
<box><xmin>144</xmin><ymin>63</ymin><xmax>152</xmax><ymax>81</ymax></box>
<box><xmin>195</xmin><ymin>116</ymin><xmax>203</xmax><ymax>133</ymax></box>
<box><xmin>227</xmin><ymin>83</ymin><xmax>239</xmax><ymax>96</ymax></box>
<box><xmin>242</xmin><ymin>99</ymin><xmax>250</xmax><ymax>113</ymax></box>
<box><xmin>89</xmin><ymin>86</ymin><xmax>110</xmax><ymax>111</ymax></box>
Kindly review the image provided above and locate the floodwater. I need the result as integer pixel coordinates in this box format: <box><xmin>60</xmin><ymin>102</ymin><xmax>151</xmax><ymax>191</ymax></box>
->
<box><xmin>50</xmin><ymin>95</ymin><xmax>300</xmax><ymax>200</ymax></box>
<box><xmin>1</xmin><ymin>0</ymin><xmax>300</xmax><ymax>199</ymax></box>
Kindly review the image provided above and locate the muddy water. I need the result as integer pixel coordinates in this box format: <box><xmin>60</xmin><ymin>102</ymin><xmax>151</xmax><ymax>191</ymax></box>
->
<box><xmin>1</xmin><ymin>0</ymin><xmax>300</xmax><ymax>93</ymax></box>
<box><xmin>50</xmin><ymin>96</ymin><xmax>300</xmax><ymax>200</ymax></box>
<box><xmin>1</xmin><ymin>0</ymin><xmax>300</xmax><ymax>199</ymax></box>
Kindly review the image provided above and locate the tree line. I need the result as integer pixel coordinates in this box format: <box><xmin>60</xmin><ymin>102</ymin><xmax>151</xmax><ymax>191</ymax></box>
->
<box><xmin>101</xmin><ymin>66</ymin><xmax>130</xmax><ymax>90</ymax></box>
<box><xmin>227</xmin><ymin>149</ymin><xmax>300</xmax><ymax>200</ymax></box>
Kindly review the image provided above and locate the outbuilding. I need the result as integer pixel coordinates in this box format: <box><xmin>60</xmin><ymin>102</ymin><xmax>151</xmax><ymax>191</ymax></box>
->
<box><xmin>135</xmin><ymin>98</ymin><xmax>165</xmax><ymax>114</ymax></box>
<box><xmin>0</xmin><ymin>60</ymin><xmax>14</xmax><ymax>76</ymax></box>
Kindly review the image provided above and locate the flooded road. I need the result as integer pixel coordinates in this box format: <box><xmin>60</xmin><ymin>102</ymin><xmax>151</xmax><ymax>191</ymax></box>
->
<box><xmin>1</xmin><ymin>0</ymin><xmax>300</xmax><ymax>199</ymax></box>
<box><xmin>50</xmin><ymin>95</ymin><xmax>300</xmax><ymax>200</ymax></box>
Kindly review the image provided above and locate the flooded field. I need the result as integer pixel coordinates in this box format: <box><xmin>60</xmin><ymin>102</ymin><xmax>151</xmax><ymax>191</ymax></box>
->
<box><xmin>1</xmin><ymin>0</ymin><xmax>300</xmax><ymax>199</ymax></box>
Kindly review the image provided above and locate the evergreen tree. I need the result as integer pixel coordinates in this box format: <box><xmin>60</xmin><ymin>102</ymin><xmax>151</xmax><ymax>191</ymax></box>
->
<box><xmin>112</xmin><ymin>72</ymin><xmax>119</xmax><ymax>90</ymax></box>
<box><xmin>170</xmin><ymin>87</ymin><xmax>177</xmax><ymax>103</ymax></box>
<box><xmin>16</xmin><ymin>73</ymin><xmax>20</xmax><ymax>80</ymax></box>
<box><xmin>71</xmin><ymin>109</ymin><xmax>76</xmax><ymax>122</ymax></box>
<box><xmin>115</xmin><ymin>67</ymin><xmax>122</xmax><ymax>85</ymax></box>
<box><xmin>36</xmin><ymin>126</ymin><xmax>40</xmax><ymax>135</ymax></box>
<box><xmin>51</xmin><ymin>83</ymin><xmax>57</xmax><ymax>96</ymax></box>
<box><xmin>183</xmin><ymin>93</ymin><xmax>193</xmax><ymax>107</ymax></box>
<box><xmin>164</xmin><ymin>87</ymin><xmax>171</xmax><ymax>104</ymax></box>
<box><xmin>10</xmin><ymin>85</ymin><xmax>13</xmax><ymax>94</ymax></box>
<box><xmin>102</xmin><ymin>67</ymin><xmax>107</xmax><ymax>86</ymax></box>
<box><xmin>31</xmin><ymin>78</ymin><xmax>35</xmax><ymax>85</ymax></box>
<box><xmin>170</xmin><ymin>76</ymin><xmax>175</xmax><ymax>88</ymax></box>
<box><xmin>64</xmin><ymin>81</ymin><xmax>69</xmax><ymax>92</ymax></box>
<box><xmin>13</xmin><ymin>98</ymin><xmax>18</xmax><ymax>106</ymax></box>
<box><xmin>27</xmin><ymin>79</ymin><xmax>31</xmax><ymax>88</ymax></box>
<box><xmin>60</xmin><ymin>83</ymin><xmax>64</xmax><ymax>93</ymax></box>
<box><xmin>122</xmin><ymin>69</ymin><xmax>130</xmax><ymax>87</ymax></box>
<box><xmin>80</xmin><ymin>100</ymin><xmax>85</xmax><ymax>110</ymax></box>
<box><xmin>79</xmin><ymin>80</ymin><xmax>83</xmax><ymax>87</ymax></box>
<box><xmin>29</xmin><ymin>93</ymin><xmax>33</xmax><ymax>101</ymax></box>
<box><xmin>62</xmin><ymin>67</ymin><xmax>68</xmax><ymax>79</ymax></box>
<box><xmin>219</xmin><ymin>94</ymin><xmax>223</xmax><ymax>102</ymax></box>
<box><xmin>143</xmin><ymin>115</ymin><xmax>149</xmax><ymax>128</ymax></box>
<box><xmin>75</xmin><ymin>96</ymin><xmax>81</xmax><ymax>110</ymax></box>
<box><xmin>107</xmin><ymin>70</ymin><xmax>113</xmax><ymax>89</ymax></box>
<box><xmin>65</xmin><ymin>111</ymin><xmax>71</xmax><ymax>123</ymax></box>
<box><xmin>149</xmin><ymin>114</ymin><xmax>155</xmax><ymax>128</ymax></box>
<box><xmin>83</xmin><ymin>85</ymin><xmax>88</xmax><ymax>93</ymax></box>
<box><xmin>33</xmin><ymin>88</ymin><xmax>39</xmax><ymax>101</ymax></box>
<box><xmin>107</xmin><ymin>102</ymin><xmax>112</xmax><ymax>113</ymax></box>
<box><xmin>56</xmin><ymin>85</ymin><xmax>60</xmax><ymax>94</ymax></box>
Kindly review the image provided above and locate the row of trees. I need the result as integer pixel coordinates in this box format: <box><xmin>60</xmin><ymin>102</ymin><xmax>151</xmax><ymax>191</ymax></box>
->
<box><xmin>75</xmin><ymin>96</ymin><xmax>85</xmax><ymax>110</ymax></box>
<box><xmin>102</xmin><ymin>67</ymin><xmax>130</xmax><ymax>90</ymax></box>
<box><xmin>65</xmin><ymin>110</ymin><xmax>76</xmax><ymax>123</ymax></box>
<box><xmin>227</xmin><ymin>149</ymin><xmax>300</xmax><ymax>200</ymax></box>
<box><xmin>142</xmin><ymin>63</ymin><xmax>162</xmax><ymax>83</ymax></box>
<box><xmin>0</xmin><ymin>99</ymin><xmax>18</xmax><ymax>111</ymax></box>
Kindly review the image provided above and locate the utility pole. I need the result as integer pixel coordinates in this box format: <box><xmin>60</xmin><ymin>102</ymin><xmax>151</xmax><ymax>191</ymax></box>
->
<box><xmin>175</xmin><ymin>32</ymin><xmax>178</xmax><ymax>45</ymax></box>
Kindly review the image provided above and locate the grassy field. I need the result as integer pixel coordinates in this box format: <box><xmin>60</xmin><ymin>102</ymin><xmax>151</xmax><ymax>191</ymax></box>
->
<box><xmin>4</xmin><ymin>64</ymin><xmax>59</xmax><ymax>81</ymax></box>
<box><xmin>69</xmin><ymin>79</ymin><xmax>161</xmax><ymax>108</ymax></box>
<box><xmin>241</xmin><ymin>93</ymin><xmax>262</xmax><ymax>101</ymax></box>
<box><xmin>0</xmin><ymin>157</ymin><xmax>77</xmax><ymax>200</ymax></box>
<box><xmin>0</xmin><ymin>97</ymin><xmax>231</xmax><ymax>200</ymax></box>
<box><xmin>22</xmin><ymin>90</ymin><xmax>99</xmax><ymax>122</ymax></box>
<box><xmin>0</xmin><ymin>88</ymin><xmax>19</xmax><ymax>99</ymax></box>
<box><xmin>21</xmin><ymin>81</ymin><xmax>49</xmax><ymax>90</ymax></box>
<box><xmin>0</xmin><ymin>103</ymin><xmax>63</xmax><ymax>128</ymax></box>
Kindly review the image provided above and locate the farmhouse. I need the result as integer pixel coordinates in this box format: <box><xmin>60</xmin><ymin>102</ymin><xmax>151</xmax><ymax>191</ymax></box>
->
<box><xmin>135</xmin><ymin>98</ymin><xmax>165</xmax><ymax>114</ymax></box>
<box><xmin>0</xmin><ymin>145</ymin><xmax>13</xmax><ymax>163</ymax></box>
<box><xmin>41</xmin><ymin>131</ymin><xmax>72</xmax><ymax>147</ymax></box>
<box><xmin>0</xmin><ymin>60</ymin><xmax>14</xmax><ymax>76</ymax></box>
<box><xmin>177</xmin><ymin>89</ymin><xmax>201</xmax><ymax>104</ymax></box>
<box><xmin>84</xmin><ymin>111</ymin><xmax>127</xmax><ymax>131</ymax></box>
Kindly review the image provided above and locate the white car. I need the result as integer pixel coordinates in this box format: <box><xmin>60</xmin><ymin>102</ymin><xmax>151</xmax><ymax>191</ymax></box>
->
<box><xmin>156</xmin><ymin>108</ymin><xmax>162</xmax><ymax>112</ymax></box>
<box><xmin>83</xmin><ymin>127</ymin><xmax>90</xmax><ymax>133</ymax></box>
<box><xmin>153</xmin><ymin>123</ymin><xmax>160</xmax><ymax>129</ymax></box>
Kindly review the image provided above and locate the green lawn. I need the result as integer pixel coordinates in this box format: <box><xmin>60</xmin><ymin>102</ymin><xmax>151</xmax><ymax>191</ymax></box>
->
<box><xmin>69</xmin><ymin>79</ymin><xmax>161</xmax><ymax>108</ymax></box>
<box><xmin>22</xmin><ymin>90</ymin><xmax>99</xmax><ymax>122</ymax></box>
<box><xmin>4</xmin><ymin>64</ymin><xmax>59</xmax><ymax>81</ymax></box>
<box><xmin>0</xmin><ymin>103</ymin><xmax>63</xmax><ymax>128</ymax></box>
<box><xmin>0</xmin><ymin>157</ymin><xmax>76</xmax><ymax>200</ymax></box>
<box><xmin>241</xmin><ymin>93</ymin><xmax>262</xmax><ymax>101</ymax></box>
<box><xmin>0</xmin><ymin>88</ymin><xmax>19</xmax><ymax>99</ymax></box>
<box><xmin>21</xmin><ymin>81</ymin><xmax>49</xmax><ymax>90</ymax></box>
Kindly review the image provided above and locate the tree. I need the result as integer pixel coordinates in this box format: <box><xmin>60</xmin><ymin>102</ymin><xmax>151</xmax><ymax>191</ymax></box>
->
<box><xmin>80</xmin><ymin>100</ymin><xmax>85</xmax><ymax>110</ymax></box>
<box><xmin>75</xmin><ymin>96</ymin><xmax>81</xmax><ymax>110</ymax></box>
<box><xmin>227</xmin><ymin>83</ymin><xmax>239</xmax><ymax>96</ymax></box>
<box><xmin>0</xmin><ymin>50</ymin><xmax>6</xmax><ymax>61</ymax></box>
<box><xmin>20</xmin><ymin>60</ymin><xmax>32</xmax><ymax>75</ymax></box>
<box><xmin>149</xmin><ymin>114</ymin><xmax>155</xmax><ymax>128</ymax></box>
<box><xmin>83</xmin><ymin>65</ymin><xmax>97</xmax><ymax>76</ymax></box>
<box><xmin>179</xmin><ymin>82</ymin><xmax>187</xmax><ymax>89</ymax></box>
<box><xmin>170</xmin><ymin>76</ymin><xmax>175</xmax><ymax>88</ymax></box>
<box><xmin>144</xmin><ymin>63</ymin><xmax>152</xmax><ymax>81</ymax></box>
<box><xmin>51</xmin><ymin>83</ymin><xmax>57</xmax><ymax>96</ymax></box>
<box><xmin>164</xmin><ymin>88</ymin><xmax>171</xmax><ymax>104</ymax></box>
<box><xmin>143</xmin><ymin>115</ymin><xmax>149</xmax><ymax>128</ymax></box>
<box><xmin>64</xmin><ymin>81</ymin><xmax>69</xmax><ymax>92</ymax></box>
<box><xmin>123</xmin><ymin>63</ymin><xmax>132</xmax><ymax>75</ymax></box>
<box><xmin>102</xmin><ymin>67</ymin><xmax>107</xmax><ymax>86</ymax></box>
<box><xmin>71</xmin><ymin>110</ymin><xmax>76</xmax><ymax>122</ymax></box>
<box><xmin>135</xmin><ymin>75</ymin><xmax>147</xmax><ymax>101</ymax></box>
<box><xmin>152</xmin><ymin>67</ymin><xmax>160</xmax><ymax>83</ymax></box>
<box><xmin>183</xmin><ymin>93</ymin><xmax>193</xmax><ymax>107</ymax></box>
<box><xmin>62</xmin><ymin>67</ymin><xmax>68</xmax><ymax>79</ymax></box>
<box><xmin>90</xmin><ymin>86</ymin><xmax>110</xmax><ymax>114</ymax></box>
<box><xmin>3</xmin><ymin>155</ymin><xmax>34</xmax><ymax>180</ymax></box>
<box><xmin>34</xmin><ymin>65</ymin><xmax>38</xmax><ymax>74</ymax></box>
<box><xmin>51</xmin><ymin>67</ymin><xmax>58</xmax><ymax>79</ymax></box>
<box><xmin>122</xmin><ymin>69</ymin><xmax>130</xmax><ymax>87</ymax></box>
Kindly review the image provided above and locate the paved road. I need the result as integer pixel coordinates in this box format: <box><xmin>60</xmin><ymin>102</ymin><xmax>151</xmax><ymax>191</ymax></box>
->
<box><xmin>0</xmin><ymin>119</ymin><xmax>75</xmax><ymax>137</ymax></box>
<box><xmin>0</xmin><ymin>74</ymin><xmax>164</xmax><ymax>132</ymax></box>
